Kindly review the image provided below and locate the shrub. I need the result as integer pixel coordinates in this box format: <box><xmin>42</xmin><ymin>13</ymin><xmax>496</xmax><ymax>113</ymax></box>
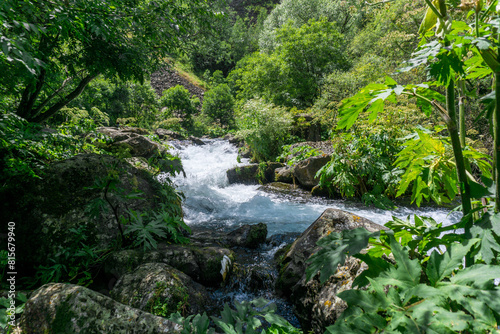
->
<box><xmin>316</xmin><ymin>130</ymin><xmax>403</xmax><ymax>209</ymax></box>
<box><xmin>236</xmin><ymin>99</ymin><xmax>293</xmax><ymax>161</ymax></box>
<box><xmin>159</xmin><ymin>85</ymin><xmax>199</xmax><ymax>129</ymax></box>
<box><xmin>202</xmin><ymin>84</ymin><xmax>235</xmax><ymax>127</ymax></box>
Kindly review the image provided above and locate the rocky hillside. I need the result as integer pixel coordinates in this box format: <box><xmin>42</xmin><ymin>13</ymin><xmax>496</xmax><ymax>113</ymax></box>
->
<box><xmin>150</xmin><ymin>67</ymin><xmax>205</xmax><ymax>105</ymax></box>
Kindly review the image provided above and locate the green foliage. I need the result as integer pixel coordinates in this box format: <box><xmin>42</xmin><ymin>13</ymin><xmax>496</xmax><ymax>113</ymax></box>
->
<box><xmin>180</xmin><ymin>2</ymin><xmax>267</xmax><ymax>75</ymax></box>
<box><xmin>160</xmin><ymin>85</ymin><xmax>199</xmax><ymax>128</ymax></box>
<box><xmin>277</xmin><ymin>145</ymin><xmax>322</xmax><ymax>166</ymax></box>
<box><xmin>0</xmin><ymin>293</ymin><xmax>27</xmax><ymax>330</ymax></box>
<box><xmin>0</xmin><ymin>112</ymin><xmax>108</xmax><ymax>186</ymax></box>
<box><xmin>72</xmin><ymin>77</ymin><xmax>159</xmax><ymax>127</ymax></box>
<box><xmin>236</xmin><ymin>99</ymin><xmax>293</xmax><ymax>161</ymax></box>
<box><xmin>169</xmin><ymin>298</ymin><xmax>301</xmax><ymax>334</ymax></box>
<box><xmin>28</xmin><ymin>226</ymin><xmax>108</xmax><ymax>288</ymax></box>
<box><xmin>307</xmin><ymin>214</ymin><xmax>500</xmax><ymax>333</ymax></box>
<box><xmin>259</xmin><ymin>0</ymin><xmax>363</xmax><ymax>51</ymax></box>
<box><xmin>230</xmin><ymin>19</ymin><xmax>348</xmax><ymax>108</ymax></box>
<box><xmin>1</xmin><ymin>0</ymin><xmax>213</xmax><ymax>123</ymax></box>
<box><xmin>202</xmin><ymin>84</ymin><xmax>235</xmax><ymax>127</ymax></box>
<box><xmin>395</xmin><ymin>127</ymin><xmax>492</xmax><ymax>206</ymax></box>
<box><xmin>124</xmin><ymin>208</ymin><xmax>189</xmax><ymax>251</ymax></box>
<box><xmin>48</xmin><ymin>107</ymin><xmax>110</xmax><ymax>127</ymax></box>
<box><xmin>316</xmin><ymin>131</ymin><xmax>403</xmax><ymax>209</ymax></box>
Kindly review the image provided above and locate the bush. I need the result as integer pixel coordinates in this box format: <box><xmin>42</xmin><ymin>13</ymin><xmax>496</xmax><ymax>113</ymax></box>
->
<box><xmin>202</xmin><ymin>84</ymin><xmax>235</xmax><ymax>127</ymax></box>
<box><xmin>159</xmin><ymin>85</ymin><xmax>199</xmax><ymax>129</ymax></box>
<box><xmin>317</xmin><ymin>130</ymin><xmax>403</xmax><ymax>209</ymax></box>
<box><xmin>236</xmin><ymin>99</ymin><xmax>293</xmax><ymax>161</ymax></box>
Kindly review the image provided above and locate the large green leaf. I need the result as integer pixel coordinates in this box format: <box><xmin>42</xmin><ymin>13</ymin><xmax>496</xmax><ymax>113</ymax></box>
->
<box><xmin>470</xmin><ymin>210</ymin><xmax>500</xmax><ymax>264</ymax></box>
<box><xmin>306</xmin><ymin>228</ymin><xmax>378</xmax><ymax>283</ymax></box>
<box><xmin>353</xmin><ymin>252</ymin><xmax>392</xmax><ymax>287</ymax></box>
<box><xmin>378</xmin><ymin>235</ymin><xmax>421</xmax><ymax>289</ymax></box>
<box><xmin>426</xmin><ymin>239</ymin><xmax>480</xmax><ymax>286</ymax></box>
<box><xmin>450</xmin><ymin>264</ymin><xmax>500</xmax><ymax>288</ymax></box>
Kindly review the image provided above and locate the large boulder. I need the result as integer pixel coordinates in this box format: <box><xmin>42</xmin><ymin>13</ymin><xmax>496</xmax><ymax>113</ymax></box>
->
<box><xmin>226</xmin><ymin>162</ymin><xmax>284</xmax><ymax>185</ymax></box>
<box><xmin>110</xmin><ymin>263</ymin><xmax>210</xmax><ymax>316</ymax></box>
<box><xmin>292</xmin><ymin>156</ymin><xmax>331</xmax><ymax>189</ymax></box>
<box><xmin>274</xmin><ymin>166</ymin><xmax>294</xmax><ymax>183</ymax></box>
<box><xmin>98</xmin><ymin>127</ymin><xmax>166</xmax><ymax>159</ymax></box>
<box><xmin>155</xmin><ymin>128</ymin><xmax>186</xmax><ymax>140</ymax></box>
<box><xmin>19</xmin><ymin>283</ymin><xmax>181</xmax><ymax>333</ymax></box>
<box><xmin>1</xmin><ymin>153</ymin><xmax>171</xmax><ymax>268</ymax></box>
<box><xmin>104</xmin><ymin>244</ymin><xmax>234</xmax><ymax>287</ymax></box>
<box><xmin>276</xmin><ymin>209</ymin><xmax>385</xmax><ymax>333</ymax></box>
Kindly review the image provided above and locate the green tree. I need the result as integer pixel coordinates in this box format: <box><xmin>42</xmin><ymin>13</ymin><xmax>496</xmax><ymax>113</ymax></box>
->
<box><xmin>258</xmin><ymin>0</ymin><xmax>363</xmax><ymax>52</ymax></box>
<box><xmin>202</xmin><ymin>84</ymin><xmax>235</xmax><ymax>127</ymax></box>
<box><xmin>0</xmin><ymin>0</ymin><xmax>213</xmax><ymax>123</ymax></box>
<box><xmin>230</xmin><ymin>19</ymin><xmax>348</xmax><ymax>108</ymax></box>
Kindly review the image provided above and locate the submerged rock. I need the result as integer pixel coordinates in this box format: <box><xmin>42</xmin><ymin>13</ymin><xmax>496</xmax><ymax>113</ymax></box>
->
<box><xmin>110</xmin><ymin>263</ymin><xmax>209</xmax><ymax>316</ymax></box>
<box><xmin>276</xmin><ymin>208</ymin><xmax>385</xmax><ymax>333</ymax></box>
<box><xmin>19</xmin><ymin>283</ymin><xmax>181</xmax><ymax>333</ymax></box>
<box><xmin>226</xmin><ymin>162</ymin><xmax>284</xmax><ymax>185</ymax></box>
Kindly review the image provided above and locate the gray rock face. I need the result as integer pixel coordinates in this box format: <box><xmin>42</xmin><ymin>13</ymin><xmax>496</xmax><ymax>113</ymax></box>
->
<box><xmin>226</xmin><ymin>162</ymin><xmax>284</xmax><ymax>185</ymax></box>
<box><xmin>292</xmin><ymin>156</ymin><xmax>331</xmax><ymax>188</ymax></box>
<box><xmin>227</xmin><ymin>223</ymin><xmax>268</xmax><ymax>249</ymax></box>
<box><xmin>19</xmin><ymin>283</ymin><xmax>181</xmax><ymax>334</ymax></box>
<box><xmin>98</xmin><ymin>127</ymin><xmax>166</xmax><ymax>159</ymax></box>
<box><xmin>104</xmin><ymin>245</ymin><xmax>234</xmax><ymax>287</ymax></box>
<box><xmin>276</xmin><ymin>209</ymin><xmax>385</xmax><ymax>333</ymax></box>
<box><xmin>274</xmin><ymin>166</ymin><xmax>294</xmax><ymax>183</ymax></box>
<box><xmin>7</xmin><ymin>153</ymin><xmax>167</xmax><ymax>267</ymax></box>
<box><xmin>155</xmin><ymin>128</ymin><xmax>186</xmax><ymax>140</ymax></box>
<box><xmin>110</xmin><ymin>263</ymin><xmax>210</xmax><ymax>316</ymax></box>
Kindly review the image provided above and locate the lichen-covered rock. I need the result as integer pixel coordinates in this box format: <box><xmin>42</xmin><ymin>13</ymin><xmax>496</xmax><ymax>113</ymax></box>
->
<box><xmin>155</xmin><ymin>128</ymin><xmax>186</xmax><ymax>140</ymax></box>
<box><xmin>104</xmin><ymin>244</ymin><xmax>234</xmax><ymax>287</ymax></box>
<box><xmin>110</xmin><ymin>263</ymin><xmax>209</xmax><ymax>316</ymax></box>
<box><xmin>19</xmin><ymin>283</ymin><xmax>181</xmax><ymax>334</ymax></box>
<box><xmin>226</xmin><ymin>162</ymin><xmax>284</xmax><ymax>185</ymax></box>
<box><xmin>274</xmin><ymin>166</ymin><xmax>294</xmax><ymax>183</ymax></box>
<box><xmin>98</xmin><ymin>127</ymin><xmax>166</xmax><ymax>159</ymax></box>
<box><xmin>227</xmin><ymin>223</ymin><xmax>267</xmax><ymax>249</ymax></box>
<box><xmin>276</xmin><ymin>209</ymin><xmax>385</xmax><ymax>333</ymax></box>
<box><xmin>292</xmin><ymin>156</ymin><xmax>331</xmax><ymax>189</ymax></box>
<box><xmin>1</xmin><ymin>153</ymin><xmax>171</xmax><ymax>268</ymax></box>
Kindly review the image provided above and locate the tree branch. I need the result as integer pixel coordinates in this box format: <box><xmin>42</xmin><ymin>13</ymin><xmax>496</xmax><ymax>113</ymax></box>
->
<box><xmin>30</xmin><ymin>73</ymin><xmax>98</xmax><ymax>123</ymax></box>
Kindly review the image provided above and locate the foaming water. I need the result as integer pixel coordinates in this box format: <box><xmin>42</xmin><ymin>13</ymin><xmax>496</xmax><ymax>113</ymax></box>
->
<box><xmin>168</xmin><ymin>139</ymin><xmax>462</xmax><ymax>235</ymax></box>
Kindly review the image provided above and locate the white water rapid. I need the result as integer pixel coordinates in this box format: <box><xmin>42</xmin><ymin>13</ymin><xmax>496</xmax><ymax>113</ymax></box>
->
<box><xmin>169</xmin><ymin>139</ymin><xmax>462</xmax><ymax>235</ymax></box>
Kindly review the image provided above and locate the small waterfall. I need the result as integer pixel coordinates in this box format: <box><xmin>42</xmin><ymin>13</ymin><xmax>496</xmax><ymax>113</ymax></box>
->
<box><xmin>169</xmin><ymin>139</ymin><xmax>462</xmax><ymax>235</ymax></box>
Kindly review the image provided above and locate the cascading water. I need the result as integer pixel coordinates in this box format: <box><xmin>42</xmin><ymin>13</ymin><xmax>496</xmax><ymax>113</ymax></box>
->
<box><xmin>170</xmin><ymin>139</ymin><xmax>462</xmax><ymax>235</ymax></box>
<box><xmin>163</xmin><ymin>138</ymin><xmax>463</xmax><ymax>326</ymax></box>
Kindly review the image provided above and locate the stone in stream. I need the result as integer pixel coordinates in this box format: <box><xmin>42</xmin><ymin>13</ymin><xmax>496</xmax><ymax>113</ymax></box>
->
<box><xmin>104</xmin><ymin>244</ymin><xmax>235</xmax><ymax>288</ymax></box>
<box><xmin>226</xmin><ymin>223</ymin><xmax>268</xmax><ymax>249</ymax></box>
<box><xmin>226</xmin><ymin>162</ymin><xmax>284</xmax><ymax>185</ymax></box>
<box><xmin>110</xmin><ymin>263</ymin><xmax>210</xmax><ymax>316</ymax></box>
<box><xmin>19</xmin><ymin>283</ymin><xmax>181</xmax><ymax>333</ymax></box>
<box><xmin>292</xmin><ymin>155</ymin><xmax>331</xmax><ymax>189</ymax></box>
<box><xmin>98</xmin><ymin>126</ymin><xmax>166</xmax><ymax>159</ymax></box>
<box><xmin>276</xmin><ymin>208</ymin><xmax>386</xmax><ymax>334</ymax></box>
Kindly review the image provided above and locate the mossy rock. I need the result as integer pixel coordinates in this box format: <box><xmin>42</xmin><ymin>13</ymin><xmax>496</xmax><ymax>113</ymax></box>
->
<box><xmin>19</xmin><ymin>283</ymin><xmax>181</xmax><ymax>333</ymax></box>
<box><xmin>226</xmin><ymin>162</ymin><xmax>284</xmax><ymax>185</ymax></box>
<box><xmin>110</xmin><ymin>263</ymin><xmax>209</xmax><ymax>316</ymax></box>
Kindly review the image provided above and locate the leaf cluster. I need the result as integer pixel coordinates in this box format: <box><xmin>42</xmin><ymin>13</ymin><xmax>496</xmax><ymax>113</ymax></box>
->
<box><xmin>169</xmin><ymin>298</ymin><xmax>301</xmax><ymax>334</ymax></box>
<box><xmin>307</xmin><ymin>213</ymin><xmax>500</xmax><ymax>333</ymax></box>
